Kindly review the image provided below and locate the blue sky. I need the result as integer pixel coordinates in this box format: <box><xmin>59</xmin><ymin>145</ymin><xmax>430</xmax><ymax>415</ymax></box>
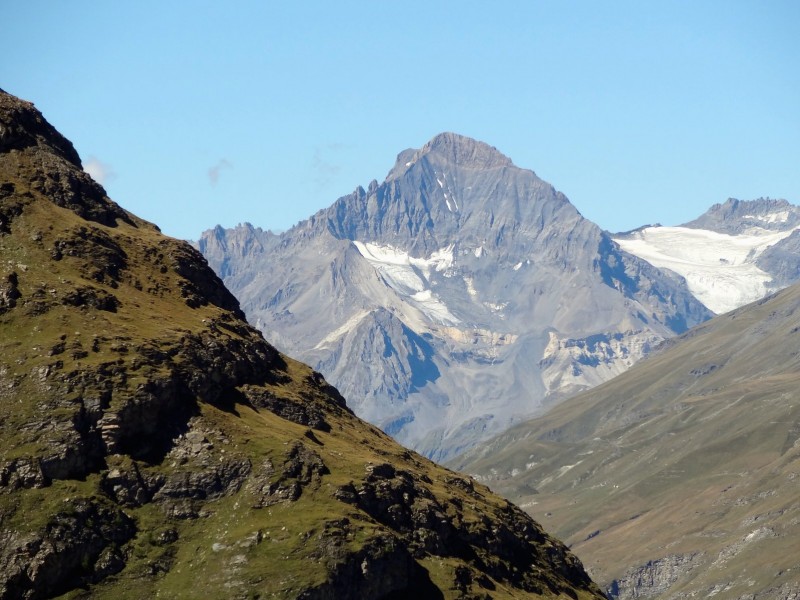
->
<box><xmin>4</xmin><ymin>1</ymin><xmax>799</xmax><ymax>240</ymax></box>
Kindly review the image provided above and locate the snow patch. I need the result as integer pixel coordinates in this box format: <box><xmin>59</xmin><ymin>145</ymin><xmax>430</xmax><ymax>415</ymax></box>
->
<box><xmin>411</xmin><ymin>290</ymin><xmax>432</xmax><ymax>301</ymax></box>
<box><xmin>484</xmin><ymin>302</ymin><xmax>507</xmax><ymax>313</ymax></box>
<box><xmin>464</xmin><ymin>276</ymin><xmax>478</xmax><ymax>298</ymax></box>
<box><xmin>424</xmin><ymin>246</ymin><xmax>456</xmax><ymax>274</ymax></box>
<box><xmin>614</xmin><ymin>225</ymin><xmax>799</xmax><ymax>314</ymax></box>
<box><xmin>353</xmin><ymin>241</ymin><xmax>454</xmax><ymax>276</ymax></box>
<box><xmin>314</xmin><ymin>310</ymin><xmax>371</xmax><ymax>348</ymax></box>
<box><xmin>742</xmin><ymin>211</ymin><xmax>790</xmax><ymax>224</ymax></box>
<box><xmin>411</xmin><ymin>290</ymin><xmax>459</xmax><ymax>323</ymax></box>
<box><xmin>353</xmin><ymin>241</ymin><xmax>460</xmax><ymax>325</ymax></box>
<box><xmin>436</xmin><ymin>173</ymin><xmax>458</xmax><ymax>211</ymax></box>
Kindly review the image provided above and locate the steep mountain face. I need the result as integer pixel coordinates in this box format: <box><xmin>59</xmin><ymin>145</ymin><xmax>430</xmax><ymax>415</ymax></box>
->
<box><xmin>453</xmin><ymin>283</ymin><xmax>800</xmax><ymax>599</ymax></box>
<box><xmin>0</xmin><ymin>90</ymin><xmax>605</xmax><ymax>599</ymax></box>
<box><xmin>199</xmin><ymin>133</ymin><xmax>711</xmax><ymax>461</ymax></box>
<box><xmin>614</xmin><ymin>198</ymin><xmax>800</xmax><ymax>314</ymax></box>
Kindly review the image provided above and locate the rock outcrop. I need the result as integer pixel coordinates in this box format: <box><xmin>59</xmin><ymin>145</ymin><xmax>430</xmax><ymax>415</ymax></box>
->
<box><xmin>681</xmin><ymin>197</ymin><xmax>800</xmax><ymax>234</ymax></box>
<box><xmin>606</xmin><ymin>554</ymin><xmax>704</xmax><ymax>599</ymax></box>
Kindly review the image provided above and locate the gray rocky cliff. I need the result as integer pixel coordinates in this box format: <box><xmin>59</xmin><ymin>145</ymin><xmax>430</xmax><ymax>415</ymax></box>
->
<box><xmin>606</xmin><ymin>554</ymin><xmax>704</xmax><ymax>600</ymax></box>
<box><xmin>756</xmin><ymin>229</ymin><xmax>800</xmax><ymax>288</ymax></box>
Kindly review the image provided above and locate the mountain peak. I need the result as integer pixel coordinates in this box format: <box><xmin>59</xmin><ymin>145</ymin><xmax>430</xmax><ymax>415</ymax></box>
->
<box><xmin>219</xmin><ymin>130</ymin><xmax>712</xmax><ymax>460</ymax></box>
<box><xmin>0</xmin><ymin>89</ymin><xmax>80</xmax><ymax>166</ymax></box>
<box><xmin>389</xmin><ymin>133</ymin><xmax>514</xmax><ymax>179</ymax></box>
<box><xmin>420</xmin><ymin>132</ymin><xmax>514</xmax><ymax>169</ymax></box>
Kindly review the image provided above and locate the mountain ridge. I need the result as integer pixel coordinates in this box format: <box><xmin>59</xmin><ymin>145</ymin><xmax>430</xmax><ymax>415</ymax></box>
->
<box><xmin>681</xmin><ymin>197</ymin><xmax>800</xmax><ymax>234</ymax></box>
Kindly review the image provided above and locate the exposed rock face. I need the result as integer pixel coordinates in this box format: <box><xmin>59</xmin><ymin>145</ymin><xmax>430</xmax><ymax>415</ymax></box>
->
<box><xmin>681</xmin><ymin>197</ymin><xmax>800</xmax><ymax>234</ymax></box>
<box><xmin>538</xmin><ymin>330</ymin><xmax>660</xmax><ymax>398</ymax></box>
<box><xmin>199</xmin><ymin>133</ymin><xmax>711</xmax><ymax>460</ymax></box>
<box><xmin>0</xmin><ymin>499</ymin><xmax>136</xmax><ymax>599</ymax></box>
<box><xmin>755</xmin><ymin>228</ymin><xmax>800</xmax><ymax>288</ymax></box>
<box><xmin>606</xmin><ymin>554</ymin><xmax>704</xmax><ymax>599</ymax></box>
<box><xmin>0</xmin><ymin>89</ymin><xmax>604</xmax><ymax>599</ymax></box>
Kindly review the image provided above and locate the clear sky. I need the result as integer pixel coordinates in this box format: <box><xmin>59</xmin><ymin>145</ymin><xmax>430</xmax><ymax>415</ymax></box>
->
<box><xmin>4</xmin><ymin>1</ymin><xmax>799</xmax><ymax>240</ymax></box>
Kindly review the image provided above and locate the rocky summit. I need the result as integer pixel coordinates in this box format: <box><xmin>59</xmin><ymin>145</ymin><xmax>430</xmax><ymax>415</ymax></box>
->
<box><xmin>0</xmin><ymin>90</ymin><xmax>605</xmax><ymax>599</ymax></box>
<box><xmin>199</xmin><ymin>133</ymin><xmax>711</xmax><ymax>462</ymax></box>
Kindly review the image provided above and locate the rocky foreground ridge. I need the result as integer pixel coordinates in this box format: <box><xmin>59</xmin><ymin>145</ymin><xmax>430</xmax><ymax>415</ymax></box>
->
<box><xmin>0</xmin><ymin>90</ymin><xmax>604</xmax><ymax>599</ymax></box>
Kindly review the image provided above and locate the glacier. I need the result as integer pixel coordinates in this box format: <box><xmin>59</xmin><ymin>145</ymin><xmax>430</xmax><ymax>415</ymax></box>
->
<box><xmin>614</xmin><ymin>225</ymin><xmax>799</xmax><ymax>314</ymax></box>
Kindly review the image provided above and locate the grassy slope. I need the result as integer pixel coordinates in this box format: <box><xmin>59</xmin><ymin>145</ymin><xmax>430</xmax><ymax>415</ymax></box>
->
<box><xmin>455</xmin><ymin>286</ymin><xmax>800</xmax><ymax>597</ymax></box>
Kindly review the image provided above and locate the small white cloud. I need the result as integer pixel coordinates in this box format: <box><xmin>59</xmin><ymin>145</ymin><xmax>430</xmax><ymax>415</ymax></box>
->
<box><xmin>83</xmin><ymin>156</ymin><xmax>116</xmax><ymax>185</ymax></box>
<box><xmin>208</xmin><ymin>159</ymin><xmax>233</xmax><ymax>186</ymax></box>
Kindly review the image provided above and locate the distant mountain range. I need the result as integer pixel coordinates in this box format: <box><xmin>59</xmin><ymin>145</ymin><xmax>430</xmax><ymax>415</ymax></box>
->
<box><xmin>453</xmin><ymin>276</ymin><xmax>800</xmax><ymax>599</ymax></box>
<box><xmin>196</xmin><ymin>130</ymin><xmax>799</xmax><ymax>599</ymax></box>
<box><xmin>199</xmin><ymin>132</ymin><xmax>713</xmax><ymax>461</ymax></box>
